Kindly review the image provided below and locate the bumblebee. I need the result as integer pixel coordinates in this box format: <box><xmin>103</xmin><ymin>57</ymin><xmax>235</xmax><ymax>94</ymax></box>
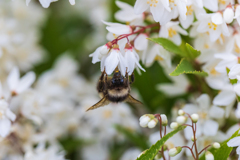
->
<box><xmin>86</xmin><ymin>69</ymin><xmax>142</xmax><ymax>111</ymax></box>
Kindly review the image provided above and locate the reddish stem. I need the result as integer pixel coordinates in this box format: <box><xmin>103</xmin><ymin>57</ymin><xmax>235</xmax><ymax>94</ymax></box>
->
<box><xmin>182</xmin><ymin>146</ymin><xmax>196</xmax><ymax>160</ymax></box>
<box><xmin>198</xmin><ymin>145</ymin><xmax>211</xmax><ymax>156</ymax></box>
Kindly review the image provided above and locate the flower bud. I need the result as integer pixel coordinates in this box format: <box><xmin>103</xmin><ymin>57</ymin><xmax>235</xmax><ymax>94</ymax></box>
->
<box><xmin>191</xmin><ymin>136</ymin><xmax>197</xmax><ymax>142</ymax></box>
<box><xmin>148</xmin><ymin>118</ymin><xmax>158</xmax><ymax>128</ymax></box>
<box><xmin>154</xmin><ymin>152</ymin><xmax>162</xmax><ymax>159</ymax></box>
<box><xmin>223</xmin><ymin>7</ymin><xmax>234</xmax><ymax>24</ymax></box>
<box><xmin>170</xmin><ymin>122</ymin><xmax>179</xmax><ymax>129</ymax></box>
<box><xmin>212</xmin><ymin>142</ymin><xmax>220</xmax><ymax>149</ymax></box>
<box><xmin>168</xmin><ymin>147</ymin><xmax>182</xmax><ymax>157</ymax></box>
<box><xmin>205</xmin><ymin>151</ymin><xmax>214</xmax><ymax>160</ymax></box>
<box><xmin>176</xmin><ymin>116</ymin><xmax>187</xmax><ymax>125</ymax></box>
<box><xmin>139</xmin><ymin>115</ymin><xmax>151</xmax><ymax>128</ymax></box>
<box><xmin>178</xmin><ymin>109</ymin><xmax>185</xmax><ymax>116</ymax></box>
<box><xmin>160</xmin><ymin>114</ymin><xmax>168</xmax><ymax>126</ymax></box>
<box><xmin>191</xmin><ymin>113</ymin><xmax>199</xmax><ymax>123</ymax></box>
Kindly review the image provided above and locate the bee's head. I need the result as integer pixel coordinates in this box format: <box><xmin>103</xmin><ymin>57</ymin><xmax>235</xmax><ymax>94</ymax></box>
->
<box><xmin>111</xmin><ymin>71</ymin><xmax>124</xmax><ymax>85</ymax></box>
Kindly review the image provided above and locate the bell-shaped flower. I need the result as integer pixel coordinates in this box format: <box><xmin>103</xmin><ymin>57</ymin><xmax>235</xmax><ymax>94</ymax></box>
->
<box><xmin>115</xmin><ymin>1</ymin><xmax>144</xmax><ymax>25</ymax></box>
<box><xmin>134</xmin><ymin>0</ymin><xmax>171</xmax><ymax>22</ymax></box>
<box><xmin>134</xmin><ymin>33</ymin><xmax>148</xmax><ymax>51</ymax></box>
<box><xmin>197</xmin><ymin>12</ymin><xmax>230</xmax><ymax>42</ymax></box>
<box><xmin>124</xmin><ymin>45</ymin><xmax>145</xmax><ymax>75</ymax></box>
<box><xmin>0</xmin><ymin>99</ymin><xmax>16</xmax><ymax>138</ymax></box>
<box><xmin>223</xmin><ymin>6</ymin><xmax>234</xmax><ymax>24</ymax></box>
<box><xmin>7</xmin><ymin>67</ymin><xmax>36</xmax><ymax>95</ymax></box>
<box><xmin>102</xmin><ymin>21</ymin><xmax>132</xmax><ymax>35</ymax></box>
<box><xmin>89</xmin><ymin>43</ymin><xmax>112</xmax><ymax>64</ymax></box>
<box><xmin>145</xmin><ymin>44</ymin><xmax>171</xmax><ymax>68</ymax></box>
<box><xmin>159</xmin><ymin>21</ymin><xmax>188</xmax><ymax>45</ymax></box>
<box><xmin>101</xmin><ymin>45</ymin><xmax>127</xmax><ymax>76</ymax></box>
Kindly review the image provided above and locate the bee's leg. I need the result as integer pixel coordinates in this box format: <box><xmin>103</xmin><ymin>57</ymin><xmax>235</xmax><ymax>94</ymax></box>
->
<box><xmin>130</xmin><ymin>72</ymin><xmax>135</xmax><ymax>84</ymax></box>
<box><xmin>97</xmin><ymin>69</ymin><xmax>106</xmax><ymax>93</ymax></box>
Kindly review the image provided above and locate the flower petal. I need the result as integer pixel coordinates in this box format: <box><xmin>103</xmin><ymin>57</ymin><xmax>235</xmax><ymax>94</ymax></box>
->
<box><xmin>227</xmin><ymin>137</ymin><xmax>240</xmax><ymax>147</ymax></box>
<box><xmin>203</xmin><ymin>119</ymin><xmax>219</xmax><ymax>136</ymax></box>
<box><xmin>7</xmin><ymin>67</ymin><xmax>20</xmax><ymax>91</ymax></box>
<box><xmin>213</xmin><ymin>90</ymin><xmax>236</xmax><ymax>106</ymax></box>
<box><xmin>0</xmin><ymin>119</ymin><xmax>11</xmax><ymax>138</ymax></box>
<box><xmin>134</xmin><ymin>0</ymin><xmax>149</xmax><ymax>14</ymax></box>
<box><xmin>16</xmin><ymin>72</ymin><xmax>36</xmax><ymax>94</ymax></box>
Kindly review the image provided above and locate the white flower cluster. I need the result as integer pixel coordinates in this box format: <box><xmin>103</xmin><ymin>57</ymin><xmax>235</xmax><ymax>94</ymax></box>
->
<box><xmin>0</xmin><ymin>0</ymin><xmax>45</xmax><ymax>80</ymax></box>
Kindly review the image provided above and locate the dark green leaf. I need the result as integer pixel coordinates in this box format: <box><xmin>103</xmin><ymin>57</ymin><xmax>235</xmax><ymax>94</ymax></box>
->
<box><xmin>148</xmin><ymin>38</ymin><xmax>184</xmax><ymax>57</ymax></box>
<box><xmin>136</xmin><ymin>126</ymin><xmax>186</xmax><ymax>160</ymax></box>
<box><xmin>185</xmin><ymin>43</ymin><xmax>201</xmax><ymax>59</ymax></box>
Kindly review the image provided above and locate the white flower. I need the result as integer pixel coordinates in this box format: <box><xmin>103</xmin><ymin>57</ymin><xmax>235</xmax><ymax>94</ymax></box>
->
<box><xmin>197</xmin><ymin>12</ymin><xmax>230</xmax><ymax>42</ymax></box>
<box><xmin>235</xmin><ymin>103</ymin><xmax>240</xmax><ymax>119</ymax></box>
<box><xmin>170</xmin><ymin>122</ymin><xmax>179</xmax><ymax>129</ymax></box>
<box><xmin>168</xmin><ymin>147</ymin><xmax>182</xmax><ymax>157</ymax></box>
<box><xmin>159</xmin><ymin>21</ymin><xmax>188</xmax><ymax>45</ymax></box>
<box><xmin>24</xmin><ymin>143</ymin><xmax>65</xmax><ymax>160</ymax></box>
<box><xmin>124</xmin><ymin>46</ymin><xmax>145</xmax><ymax>75</ymax></box>
<box><xmin>7</xmin><ymin>67</ymin><xmax>36</xmax><ymax>95</ymax></box>
<box><xmin>134</xmin><ymin>33</ymin><xmax>148</xmax><ymax>51</ymax></box>
<box><xmin>145</xmin><ymin>44</ymin><xmax>171</xmax><ymax>68</ymax></box>
<box><xmin>235</xmin><ymin>5</ymin><xmax>240</xmax><ymax>25</ymax></box>
<box><xmin>205</xmin><ymin>151</ymin><xmax>214</xmax><ymax>160</ymax></box>
<box><xmin>148</xmin><ymin>119</ymin><xmax>158</xmax><ymax>128</ymax></box>
<box><xmin>161</xmin><ymin>114</ymin><xmax>168</xmax><ymax>126</ymax></box>
<box><xmin>229</xmin><ymin>64</ymin><xmax>240</xmax><ymax>79</ymax></box>
<box><xmin>227</xmin><ymin>136</ymin><xmax>240</xmax><ymax>158</ymax></box>
<box><xmin>176</xmin><ymin>116</ymin><xmax>187</xmax><ymax>125</ymax></box>
<box><xmin>27</xmin><ymin>0</ymin><xmax>75</xmax><ymax>8</ymax></box>
<box><xmin>102</xmin><ymin>21</ymin><xmax>132</xmax><ymax>35</ymax></box>
<box><xmin>212</xmin><ymin>142</ymin><xmax>220</xmax><ymax>149</ymax></box>
<box><xmin>134</xmin><ymin>0</ymin><xmax>170</xmax><ymax>22</ymax></box>
<box><xmin>202</xmin><ymin>0</ymin><xmax>218</xmax><ymax>11</ymax></box>
<box><xmin>223</xmin><ymin>7</ymin><xmax>234</xmax><ymax>24</ymax></box>
<box><xmin>157</xmin><ymin>0</ymin><xmax>188</xmax><ymax>25</ymax></box>
<box><xmin>89</xmin><ymin>43</ymin><xmax>112</xmax><ymax>64</ymax></box>
<box><xmin>139</xmin><ymin>115</ymin><xmax>151</xmax><ymax>127</ymax></box>
<box><xmin>101</xmin><ymin>46</ymin><xmax>127</xmax><ymax>76</ymax></box>
<box><xmin>191</xmin><ymin>113</ymin><xmax>199</xmax><ymax>123</ymax></box>
<box><xmin>115</xmin><ymin>1</ymin><xmax>144</xmax><ymax>25</ymax></box>
<box><xmin>0</xmin><ymin>99</ymin><xmax>16</xmax><ymax>138</ymax></box>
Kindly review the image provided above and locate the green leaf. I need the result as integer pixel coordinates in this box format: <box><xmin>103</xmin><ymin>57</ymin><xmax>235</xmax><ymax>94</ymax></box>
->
<box><xmin>115</xmin><ymin>125</ymin><xmax>149</xmax><ymax>150</ymax></box>
<box><xmin>185</xmin><ymin>43</ymin><xmax>201</xmax><ymax>59</ymax></box>
<box><xmin>199</xmin><ymin>129</ymin><xmax>240</xmax><ymax>160</ymax></box>
<box><xmin>148</xmin><ymin>38</ymin><xmax>184</xmax><ymax>57</ymax></box>
<box><xmin>136</xmin><ymin>126</ymin><xmax>186</xmax><ymax>160</ymax></box>
<box><xmin>170</xmin><ymin>58</ymin><xmax>208</xmax><ymax>76</ymax></box>
<box><xmin>148</xmin><ymin>38</ymin><xmax>201</xmax><ymax>60</ymax></box>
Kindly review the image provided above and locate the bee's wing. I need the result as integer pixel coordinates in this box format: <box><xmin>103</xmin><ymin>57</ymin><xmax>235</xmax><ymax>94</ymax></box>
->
<box><xmin>126</xmin><ymin>94</ymin><xmax>142</xmax><ymax>104</ymax></box>
<box><xmin>86</xmin><ymin>96</ymin><xmax>110</xmax><ymax>111</ymax></box>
